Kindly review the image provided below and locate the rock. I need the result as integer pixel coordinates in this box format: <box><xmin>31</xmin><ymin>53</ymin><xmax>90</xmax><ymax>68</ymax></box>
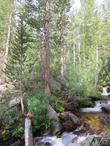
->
<box><xmin>8</xmin><ymin>92</ymin><xmax>26</xmax><ymax>107</ymax></box>
<box><xmin>73</xmin><ymin>123</ymin><xmax>90</xmax><ymax>134</ymax></box>
<box><xmin>58</xmin><ymin>112</ymin><xmax>81</xmax><ymax>131</ymax></box>
<box><xmin>9</xmin><ymin>97</ymin><xmax>21</xmax><ymax>107</ymax></box>
<box><xmin>64</xmin><ymin>102</ymin><xmax>77</xmax><ymax>113</ymax></box>
<box><xmin>0</xmin><ymin>79</ymin><xmax>15</xmax><ymax>97</ymax></box>
<box><xmin>57</xmin><ymin>76</ymin><xmax>67</xmax><ymax>87</ymax></box>
<box><xmin>35</xmin><ymin>141</ymin><xmax>52</xmax><ymax>146</ymax></box>
<box><xmin>63</xmin><ymin>95</ymin><xmax>78</xmax><ymax>112</ymax></box>
<box><xmin>49</xmin><ymin>79</ymin><xmax>61</xmax><ymax>93</ymax></box>
<box><xmin>47</xmin><ymin>105</ymin><xmax>61</xmax><ymax>135</ymax></box>
<box><xmin>0</xmin><ymin>79</ymin><xmax>6</xmax><ymax>85</ymax></box>
<box><xmin>9</xmin><ymin>140</ymin><xmax>22</xmax><ymax>146</ymax></box>
<box><xmin>100</xmin><ymin>116</ymin><xmax>110</xmax><ymax>125</ymax></box>
<box><xmin>102</xmin><ymin>106</ymin><xmax>110</xmax><ymax>113</ymax></box>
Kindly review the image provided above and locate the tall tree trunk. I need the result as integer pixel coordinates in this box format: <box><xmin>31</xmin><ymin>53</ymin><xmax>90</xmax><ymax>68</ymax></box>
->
<box><xmin>95</xmin><ymin>46</ymin><xmax>99</xmax><ymax>87</ymax></box>
<box><xmin>44</xmin><ymin>0</ymin><xmax>51</xmax><ymax>95</ymax></box>
<box><xmin>78</xmin><ymin>40</ymin><xmax>81</xmax><ymax>64</ymax></box>
<box><xmin>60</xmin><ymin>5</ymin><xmax>65</xmax><ymax>78</ymax></box>
<box><xmin>60</xmin><ymin>41</ymin><xmax>65</xmax><ymax>77</ymax></box>
<box><xmin>3</xmin><ymin>13</ymin><xmax>12</xmax><ymax>71</ymax></box>
<box><xmin>73</xmin><ymin>45</ymin><xmax>76</xmax><ymax>68</ymax></box>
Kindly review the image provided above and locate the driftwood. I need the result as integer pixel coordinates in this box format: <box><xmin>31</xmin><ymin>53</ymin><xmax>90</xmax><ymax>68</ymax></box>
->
<box><xmin>25</xmin><ymin>117</ymin><xmax>34</xmax><ymax>146</ymax></box>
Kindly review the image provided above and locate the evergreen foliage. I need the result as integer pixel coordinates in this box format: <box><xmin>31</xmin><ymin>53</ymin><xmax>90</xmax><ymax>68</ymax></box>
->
<box><xmin>5</xmin><ymin>13</ymin><xmax>34</xmax><ymax>85</ymax></box>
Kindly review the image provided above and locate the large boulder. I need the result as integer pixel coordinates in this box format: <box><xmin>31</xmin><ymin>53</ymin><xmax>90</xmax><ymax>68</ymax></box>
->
<box><xmin>102</xmin><ymin>106</ymin><xmax>110</xmax><ymax>113</ymax></box>
<box><xmin>9</xmin><ymin>97</ymin><xmax>21</xmax><ymax>107</ymax></box>
<box><xmin>63</xmin><ymin>94</ymin><xmax>78</xmax><ymax>112</ymax></box>
<box><xmin>58</xmin><ymin>112</ymin><xmax>81</xmax><ymax>131</ymax></box>
<box><xmin>47</xmin><ymin>105</ymin><xmax>62</xmax><ymax>135</ymax></box>
<box><xmin>64</xmin><ymin>101</ymin><xmax>77</xmax><ymax>113</ymax></box>
<box><xmin>49</xmin><ymin>79</ymin><xmax>61</xmax><ymax>94</ymax></box>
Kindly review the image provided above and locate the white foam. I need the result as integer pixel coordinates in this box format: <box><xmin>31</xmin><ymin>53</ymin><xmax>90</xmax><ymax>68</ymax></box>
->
<box><xmin>35</xmin><ymin>133</ymin><xmax>101</xmax><ymax>146</ymax></box>
<box><xmin>81</xmin><ymin>100</ymin><xmax>110</xmax><ymax>113</ymax></box>
<box><xmin>101</xmin><ymin>86</ymin><xmax>110</xmax><ymax>96</ymax></box>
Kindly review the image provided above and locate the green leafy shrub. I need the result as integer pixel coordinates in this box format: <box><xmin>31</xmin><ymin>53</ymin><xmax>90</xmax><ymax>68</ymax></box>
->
<box><xmin>77</xmin><ymin>97</ymin><xmax>93</xmax><ymax>108</ymax></box>
<box><xmin>66</xmin><ymin>63</ymin><xmax>101</xmax><ymax>98</ymax></box>
<box><xmin>1</xmin><ymin>107</ymin><xmax>23</xmax><ymax>140</ymax></box>
<box><xmin>27</xmin><ymin>90</ymin><xmax>53</xmax><ymax>131</ymax></box>
<box><xmin>52</xmin><ymin>100</ymin><xmax>65</xmax><ymax>113</ymax></box>
<box><xmin>11</xmin><ymin>126</ymin><xmax>23</xmax><ymax>139</ymax></box>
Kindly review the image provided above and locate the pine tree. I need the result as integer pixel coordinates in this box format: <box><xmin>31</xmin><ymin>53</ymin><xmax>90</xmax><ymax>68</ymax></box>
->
<box><xmin>24</xmin><ymin>0</ymin><xmax>51</xmax><ymax>94</ymax></box>
<box><xmin>5</xmin><ymin>13</ymin><xmax>33</xmax><ymax>86</ymax></box>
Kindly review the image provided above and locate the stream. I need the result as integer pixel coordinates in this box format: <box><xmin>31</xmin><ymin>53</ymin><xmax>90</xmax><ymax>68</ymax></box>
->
<box><xmin>34</xmin><ymin>99</ymin><xmax>110</xmax><ymax>146</ymax></box>
<box><xmin>1</xmin><ymin>99</ymin><xmax>110</xmax><ymax>146</ymax></box>
<box><xmin>34</xmin><ymin>132</ymin><xmax>100</xmax><ymax>146</ymax></box>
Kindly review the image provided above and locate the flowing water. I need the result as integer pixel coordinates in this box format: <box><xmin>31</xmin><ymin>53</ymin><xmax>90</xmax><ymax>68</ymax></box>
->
<box><xmin>34</xmin><ymin>132</ymin><xmax>100</xmax><ymax>146</ymax></box>
<box><xmin>34</xmin><ymin>100</ymin><xmax>110</xmax><ymax>146</ymax></box>
<box><xmin>1</xmin><ymin>97</ymin><xmax>109</xmax><ymax>146</ymax></box>
<box><xmin>80</xmin><ymin>100</ymin><xmax>110</xmax><ymax>134</ymax></box>
<box><xmin>81</xmin><ymin>100</ymin><xmax>110</xmax><ymax>113</ymax></box>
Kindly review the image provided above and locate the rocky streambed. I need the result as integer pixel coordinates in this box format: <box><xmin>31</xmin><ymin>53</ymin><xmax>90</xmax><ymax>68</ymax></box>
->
<box><xmin>1</xmin><ymin>99</ymin><xmax>110</xmax><ymax>146</ymax></box>
<box><xmin>10</xmin><ymin>100</ymin><xmax>110</xmax><ymax>146</ymax></box>
<box><xmin>34</xmin><ymin>99</ymin><xmax>110</xmax><ymax>146</ymax></box>
<box><xmin>34</xmin><ymin>132</ymin><xmax>101</xmax><ymax>146</ymax></box>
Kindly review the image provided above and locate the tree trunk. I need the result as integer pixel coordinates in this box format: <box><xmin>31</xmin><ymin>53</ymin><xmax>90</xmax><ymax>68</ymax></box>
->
<box><xmin>78</xmin><ymin>40</ymin><xmax>81</xmax><ymax>64</ymax></box>
<box><xmin>73</xmin><ymin>45</ymin><xmax>76</xmax><ymax>68</ymax></box>
<box><xmin>60</xmin><ymin>5</ymin><xmax>65</xmax><ymax>78</ymax></box>
<box><xmin>95</xmin><ymin>46</ymin><xmax>99</xmax><ymax>87</ymax></box>
<box><xmin>20</xmin><ymin>97</ymin><xmax>25</xmax><ymax>114</ymax></box>
<box><xmin>60</xmin><ymin>39</ymin><xmax>65</xmax><ymax>77</ymax></box>
<box><xmin>3</xmin><ymin>13</ymin><xmax>12</xmax><ymax>71</ymax></box>
<box><xmin>44</xmin><ymin>0</ymin><xmax>51</xmax><ymax>95</ymax></box>
<box><xmin>25</xmin><ymin>117</ymin><xmax>34</xmax><ymax>146</ymax></box>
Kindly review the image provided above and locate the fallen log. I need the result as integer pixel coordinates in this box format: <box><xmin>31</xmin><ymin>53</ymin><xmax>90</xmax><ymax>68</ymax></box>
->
<box><xmin>20</xmin><ymin>93</ymin><xmax>34</xmax><ymax>146</ymax></box>
<box><xmin>25</xmin><ymin>116</ymin><xmax>34</xmax><ymax>146</ymax></box>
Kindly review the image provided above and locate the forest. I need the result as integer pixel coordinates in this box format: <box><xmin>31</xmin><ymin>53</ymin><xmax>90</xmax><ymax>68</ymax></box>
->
<box><xmin>0</xmin><ymin>0</ymin><xmax>110</xmax><ymax>146</ymax></box>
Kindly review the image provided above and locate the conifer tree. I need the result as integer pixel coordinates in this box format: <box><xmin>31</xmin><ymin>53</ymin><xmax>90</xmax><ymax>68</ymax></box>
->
<box><xmin>5</xmin><ymin>13</ymin><xmax>33</xmax><ymax>86</ymax></box>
